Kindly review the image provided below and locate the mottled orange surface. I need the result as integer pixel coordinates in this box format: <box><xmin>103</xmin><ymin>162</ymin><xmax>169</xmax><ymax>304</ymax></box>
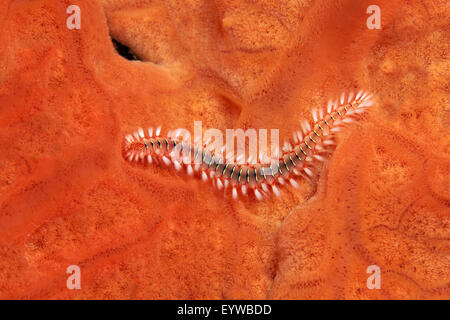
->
<box><xmin>0</xmin><ymin>0</ymin><xmax>448</xmax><ymax>299</ymax></box>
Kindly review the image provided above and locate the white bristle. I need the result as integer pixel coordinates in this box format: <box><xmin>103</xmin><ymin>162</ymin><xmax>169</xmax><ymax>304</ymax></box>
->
<box><xmin>360</xmin><ymin>101</ymin><xmax>373</xmax><ymax>108</ymax></box>
<box><xmin>232</xmin><ymin>187</ymin><xmax>238</xmax><ymax>200</ymax></box>
<box><xmin>356</xmin><ymin>90</ymin><xmax>364</xmax><ymax>100</ymax></box>
<box><xmin>202</xmin><ymin>171</ymin><xmax>208</xmax><ymax>181</ymax></box>
<box><xmin>342</xmin><ymin>118</ymin><xmax>354</xmax><ymax>123</ymax></box>
<box><xmin>327</xmin><ymin>100</ymin><xmax>333</xmax><ymax>113</ymax></box>
<box><xmin>173</xmin><ymin>160</ymin><xmax>181</xmax><ymax>171</ymax></box>
<box><xmin>138</xmin><ymin>128</ymin><xmax>145</xmax><ymax>138</ymax></box>
<box><xmin>272</xmin><ymin>185</ymin><xmax>280</xmax><ymax>197</ymax></box>
<box><xmin>305</xmin><ymin>121</ymin><xmax>311</xmax><ymax>132</ymax></box>
<box><xmin>217</xmin><ymin>178</ymin><xmax>223</xmax><ymax>190</ymax></box>
<box><xmin>241</xmin><ymin>185</ymin><xmax>247</xmax><ymax>195</ymax></box>
<box><xmin>355</xmin><ymin>108</ymin><xmax>367</xmax><ymax>114</ymax></box>
<box><xmin>278</xmin><ymin>177</ymin><xmax>285</xmax><ymax>185</ymax></box>
<box><xmin>319</xmin><ymin>108</ymin><xmax>324</xmax><ymax>119</ymax></box>
<box><xmin>261</xmin><ymin>183</ymin><xmax>269</xmax><ymax>192</ymax></box>
<box><xmin>312</xmin><ymin>109</ymin><xmax>318</xmax><ymax>122</ymax></box>
<box><xmin>289</xmin><ymin>179</ymin><xmax>299</xmax><ymax>188</ymax></box>
<box><xmin>162</xmin><ymin>156</ymin><xmax>170</xmax><ymax>165</ymax></box>
<box><xmin>254</xmin><ymin>189</ymin><xmax>262</xmax><ymax>200</ymax></box>
<box><xmin>314</xmin><ymin>155</ymin><xmax>325</xmax><ymax>161</ymax></box>
<box><xmin>304</xmin><ymin>167</ymin><xmax>313</xmax><ymax>177</ymax></box>
<box><xmin>156</xmin><ymin>126</ymin><xmax>161</xmax><ymax>136</ymax></box>
<box><xmin>361</xmin><ymin>92</ymin><xmax>368</xmax><ymax>100</ymax></box>
<box><xmin>330</xmin><ymin>127</ymin><xmax>341</xmax><ymax>133</ymax></box>
<box><xmin>148</xmin><ymin>128</ymin><xmax>153</xmax><ymax>137</ymax></box>
<box><xmin>347</xmin><ymin>92</ymin><xmax>355</xmax><ymax>103</ymax></box>
<box><xmin>340</xmin><ymin>93</ymin><xmax>345</xmax><ymax>105</ymax></box>
<box><xmin>187</xmin><ymin>165</ymin><xmax>193</xmax><ymax>176</ymax></box>
<box><xmin>333</xmin><ymin>99</ymin><xmax>338</xmax><ymax>110</ymax></box>
<box><xmin>300</xmin><ymin>121</ymin><xmax>308</xmax><ymax>134</ymax></box>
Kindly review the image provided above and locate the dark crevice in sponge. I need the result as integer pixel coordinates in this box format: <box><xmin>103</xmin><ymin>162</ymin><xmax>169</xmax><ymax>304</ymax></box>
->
<box><xmin>112</xmin><ymin>38</ymin><xmax>141</xmax><ymax>61</ymax></box>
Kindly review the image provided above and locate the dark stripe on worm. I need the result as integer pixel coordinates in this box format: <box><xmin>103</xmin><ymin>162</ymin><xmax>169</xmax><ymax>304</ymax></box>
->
<box><xmin>215</xmin><ymin>158</ymin><xmax>223</xmax><ymax>171</ymax></box>
<box><xmin>300</xmin><ymin>146</ymin><xmax>307</xmax><ymax>156</ymax></box>
<box><xmin>208</xmin><ymin>155</ymin><xmax>214</xmax><ymax>167</ymax></box>
<box><xmin>289</xmin><ymin>156</ymin><xmax>295</xmax><ymax>167</ymax></box>
<box><xmin>222</xmin><ymin>163</ymin><xmax>229</xmax><ymax>175</ymax></box>
<box><xmin>277</xmin><ymin>163</ymin><xmax>283</xmax><ymax>175</ymax></box>
<box><xmin>230</xmin><ymin>166</ymin><xmax>236</xmax><ymax>179</ymax></box>
<box><xmin>283</xmin><ymin>159</ymin><xmax>289</xmax><ymax>172</ymax></box>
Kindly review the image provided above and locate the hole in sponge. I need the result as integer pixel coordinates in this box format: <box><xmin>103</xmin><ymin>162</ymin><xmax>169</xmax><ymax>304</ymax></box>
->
<box><xmin>112</xmin><ymin>38</ymin><xmax>141</xmax><ymax>61</ymax></box>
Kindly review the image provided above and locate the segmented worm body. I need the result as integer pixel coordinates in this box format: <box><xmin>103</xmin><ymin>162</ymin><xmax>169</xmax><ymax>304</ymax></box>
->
<box><xmin>123</xmin><ymin>90</ymin><xmax>374</xmax><ymax>200</ymax></box>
